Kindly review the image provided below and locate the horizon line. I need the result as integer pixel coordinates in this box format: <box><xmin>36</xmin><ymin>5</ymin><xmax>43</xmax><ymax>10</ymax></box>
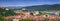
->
<box><xmin>0</xmin><ymin>4</ymin><xmax>60</xmax><ymax>7</ymax></box>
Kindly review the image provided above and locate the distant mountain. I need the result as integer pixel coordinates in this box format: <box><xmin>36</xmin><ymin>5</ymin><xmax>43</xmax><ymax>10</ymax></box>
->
<box><xmin>6</xmin><ymin>6</ymin><xmax>22</xmax><ymax>10</ymax></box>
<box><xmin>21</xmin><ymin>4</ymin><xmax>60</xmax><ymax>11</ymax></box>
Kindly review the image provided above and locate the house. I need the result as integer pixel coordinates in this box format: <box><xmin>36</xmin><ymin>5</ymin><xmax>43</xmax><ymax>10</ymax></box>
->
<box><xmin>41</xmin><ymin>11</ymin><xmax>60</xmax><ymax>16</ymax></box>
<box><xmin>32</xmin><ymin>11</ymin><xmax>39</xmax><ymax>16</ymax></box>
<box><xmin>4</xmin><ymin>15</ymin><xmax>21</xmax><ymax>21</ymax></box>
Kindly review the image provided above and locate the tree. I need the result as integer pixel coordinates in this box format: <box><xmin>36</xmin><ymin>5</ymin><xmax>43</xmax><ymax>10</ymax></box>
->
<box><xmin>30</xmin><ymin>13</ymin><xmax>34</xmax><ymax>16</ymax></box>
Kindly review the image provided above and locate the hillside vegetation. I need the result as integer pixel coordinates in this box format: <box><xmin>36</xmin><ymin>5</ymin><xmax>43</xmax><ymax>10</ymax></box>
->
<box><xmin>0</xmin><ymin>7</ymin><xmax>17</xmax><ymax>16</ymax></box>
<box><xmin>21</xmin><ymin>4</ymin><xmax>60</xmax><ymax>11</ymax></box>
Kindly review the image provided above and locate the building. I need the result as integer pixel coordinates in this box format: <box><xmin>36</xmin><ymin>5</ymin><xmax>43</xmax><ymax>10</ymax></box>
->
<box><xmin>32</xmin><ymin>11</ymin><xmax>39</xmax><ymax>16</ymax></box>
<box><xmin>41</xmin><ymin>11</ymin><xmax>60</xmax><ymax>16</ymax></box>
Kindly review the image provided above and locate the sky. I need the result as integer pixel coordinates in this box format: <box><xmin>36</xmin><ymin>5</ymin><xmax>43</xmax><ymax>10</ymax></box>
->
<box><xmin>0</xmin><ymin>0</ymin><xmax>60</xmax><ymax>7</ymax></box>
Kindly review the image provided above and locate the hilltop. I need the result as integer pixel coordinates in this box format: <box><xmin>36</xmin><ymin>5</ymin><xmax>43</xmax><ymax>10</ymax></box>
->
<box><xmin>21</xmin><ymin>4</ymin><xmax>60</xmax><ymax>11</ymax></box>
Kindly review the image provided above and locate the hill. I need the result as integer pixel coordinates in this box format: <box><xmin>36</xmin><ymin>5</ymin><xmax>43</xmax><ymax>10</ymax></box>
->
<box><xmin>21</xmin><ymin>4</ymin><xmax>60</xmax><ymax>11</ymax></box>
<box><xmin>0</xmin><ymin>7</ymin><xmax>17</xmax><ymax>16</ymax></box>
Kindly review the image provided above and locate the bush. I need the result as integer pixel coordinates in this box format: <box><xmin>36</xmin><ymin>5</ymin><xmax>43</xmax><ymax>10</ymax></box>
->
<box><xmin>19</xmin><ymin>19</ymin><xmax>35</xmax><ymax>21</ymax></box>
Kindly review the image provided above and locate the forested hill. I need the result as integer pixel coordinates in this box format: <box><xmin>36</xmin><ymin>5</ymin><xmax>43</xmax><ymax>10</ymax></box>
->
<box><xmin>21</xmin><ymin>4</ymin><xmax>60</xmax><ymax>11</ymax></box>
<box><xmin>0</xmin><ymin>7</ymin><xmax>17</xmax><ymax>16</ymax></box>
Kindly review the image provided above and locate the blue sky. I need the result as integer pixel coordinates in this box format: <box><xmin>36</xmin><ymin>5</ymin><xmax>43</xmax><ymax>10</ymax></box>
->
<box><xmin>0</xmin><ymin>0</ymin><xmax>60</xmax><ymax>7</ymax></box>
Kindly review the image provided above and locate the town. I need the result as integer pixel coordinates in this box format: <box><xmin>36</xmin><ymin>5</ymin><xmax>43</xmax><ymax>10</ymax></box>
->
<box><xmin>0</xmin><ymin>7</ymin><xmax>60</xmax><ymax>21</ymax></box>
<box><xmin>0</xmin><ymin>0</ymin><xmax>60</xmax><ymax>21</ymax></box>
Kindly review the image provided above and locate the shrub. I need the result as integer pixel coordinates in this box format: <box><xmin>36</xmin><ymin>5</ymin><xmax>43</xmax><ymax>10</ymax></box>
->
<box><xmin>19</xmin><ymin>19</ymin><xmax>35</xmax><ymax>21</ymax></box>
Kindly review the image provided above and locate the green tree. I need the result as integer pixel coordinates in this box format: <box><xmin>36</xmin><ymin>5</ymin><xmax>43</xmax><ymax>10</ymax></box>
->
<box><xmin>0</xmin><ymin>8</ymin><xmax>17</xmax><ymax>16</ymax></box>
